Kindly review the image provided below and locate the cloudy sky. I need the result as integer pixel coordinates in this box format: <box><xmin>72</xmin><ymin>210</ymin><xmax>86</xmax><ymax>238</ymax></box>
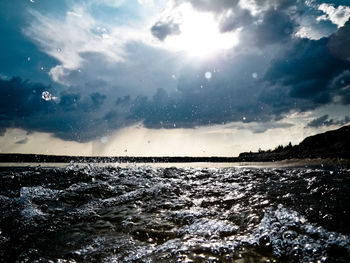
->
<box><xmin>0</xmin><ymin>0</ymin><xmax>350</xmax><ymax>156</ymax></box>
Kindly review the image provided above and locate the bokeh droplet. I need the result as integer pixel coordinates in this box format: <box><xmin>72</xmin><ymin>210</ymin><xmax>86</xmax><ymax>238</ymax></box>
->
<box><xmin>41</xmin><ymin>91</ymin><xmax>52</xmax><ymax>101</ymax></box>
<box><xmin>205</xmin><ymin>71</ymin><xmax>212</xmax><ymax>80</ymax></box>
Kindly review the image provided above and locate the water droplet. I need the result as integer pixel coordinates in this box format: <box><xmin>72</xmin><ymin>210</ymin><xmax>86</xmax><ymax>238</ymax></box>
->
<box><xmin>259</xmin><ymin>234</ymin><xmax>271</xmax><ymax>246</ymax></box>
<box><xmin>252</xmin><ymin>72</ymin><xmax>258</xmax><ymax>79</ymax></box>
<box><xmin>282</xmin><ymin>230</ymin><xmax>297</xmax><ymax>241</ymax></box>
<box><xmin>41</xmin><ymin>91</ymin><xmax>52</xmax><ymax>101</ymax></box>
<box><xmin>40</xmin><ymin>66</ymin><xmax>44</xmax><ymax>71</ymax></box>
<box><xmin>173</xmin><ymin>123</ymin><xmax>176</xmax><ymax>127</ymax></box>
<box><xmin>27</xmin><ymin>57</ymin><xmax>31</xmax><ymax>62</ymax></box>
<box><xmin>29</xmin><ymin>0</ymin><xmax>35</xmax><ymax>3</ymax></box>
<box><xmin>242</xmin><ymin>116</ymin><xmax>246</xmax><ymax>121</ymax></box>
<box><xmin>57</xmin><ymin>48</ymin><xmax>62</xmax><ymax>53</ymax></box>
<box><xmin>172</xmin><ymin>74</ymin><xmax>176</xmax><ymax>79</ymax></box>
<box><xmin>200</xmin><ymin>85</ymin><xmax>203</xmax><ymax>89</ymax></box>
<box><xmin>205</xmin><ymin>71</ymin><xmax>212</xmax><ymax>80</ymax></box>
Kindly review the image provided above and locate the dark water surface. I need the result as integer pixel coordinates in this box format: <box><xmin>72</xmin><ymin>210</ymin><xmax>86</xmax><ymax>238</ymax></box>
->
<box><xmin>0</xmin><ymin>163</ymin><xmax>350</xmax><ymax>262</ymax></box>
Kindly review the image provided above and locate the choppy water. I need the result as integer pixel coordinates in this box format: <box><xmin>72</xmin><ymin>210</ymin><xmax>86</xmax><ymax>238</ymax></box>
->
<box><xmin>0</xmin><ymin>164</ymin><xmax>350</xmax><ymax>262</ymax></box>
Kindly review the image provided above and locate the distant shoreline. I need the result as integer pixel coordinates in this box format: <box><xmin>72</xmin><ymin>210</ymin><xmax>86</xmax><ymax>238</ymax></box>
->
<box><xmin>0</xmin><ymin>153</ymin><xmax>240</xmax><ymax>163</ymax></box>
<box><xmin>1</xmin><ymin>156</ymin><xmax>349</xmax><ymax>170</ymax></box>
<box><xmin>0</xmin><ymin>154</ymin><xmax>349</xmax><ymax>168</ymax></box>
<box><xmin>1</xmin><ymin>125</ymin><xmax>349</xmax><ymax>164</ymax></box>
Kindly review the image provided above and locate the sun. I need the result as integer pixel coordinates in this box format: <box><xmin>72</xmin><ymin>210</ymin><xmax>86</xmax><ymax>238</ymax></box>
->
<box><xmin>161</xmin><ymin>4</ymin><xmax>239</xmax><ymax>58</ymax></box>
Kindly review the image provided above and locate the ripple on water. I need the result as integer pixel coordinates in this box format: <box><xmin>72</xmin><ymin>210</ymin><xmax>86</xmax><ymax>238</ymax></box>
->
<box><xmin>0</xmin><ymin>165</ymin><xmax>349</xmax><ymax>262</ymax></box>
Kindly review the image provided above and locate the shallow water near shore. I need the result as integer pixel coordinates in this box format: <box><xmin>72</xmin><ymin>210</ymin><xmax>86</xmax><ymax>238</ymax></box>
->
<box><xmin>1</xmin><ymin>163</ymin><xmax>350</xmax><ymax>262</ymax></box>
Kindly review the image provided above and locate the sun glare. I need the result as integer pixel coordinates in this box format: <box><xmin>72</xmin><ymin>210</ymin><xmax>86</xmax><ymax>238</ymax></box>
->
<box><xmin>162</xmin><ymin>4</ymin><xmax>239</xmax><ymax>58</ymax></box>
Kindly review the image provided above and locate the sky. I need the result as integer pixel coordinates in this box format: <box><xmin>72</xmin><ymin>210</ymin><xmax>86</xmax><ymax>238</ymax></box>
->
<box><xmin>0</xmin><ymin>0</ymin><xmax>350</xmax><ymax>157</ymax></box>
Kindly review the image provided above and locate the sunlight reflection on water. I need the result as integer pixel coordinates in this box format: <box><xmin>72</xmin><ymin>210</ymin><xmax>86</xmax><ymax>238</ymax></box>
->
<box><xmin>0</xmin><ymin>163</ymin><xmax>350</xmax><ymax>262</ymax></box>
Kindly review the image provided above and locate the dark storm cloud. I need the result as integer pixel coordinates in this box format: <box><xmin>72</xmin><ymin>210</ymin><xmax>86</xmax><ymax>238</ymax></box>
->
<box><xmin>2</xmin><ymin>0</ymin><xmax>350</xmax><ymax>143</ymax></box>
<box><xmin>219</xmin><ymin>10</ymin><xmax>252</xmax><ymax>33</ymax></box>
<box><xmin>0</xmin><ymin>77</ymin><xmax>114</xmax><ymax>142</ymax></box>
<box><xmin>328</xmin><ymin>20</ymin><xmax>350</xmax><ymax>61</ymax></box>
<box><xmin>307</xmin><ymin>115</ymin><xmax>329</xmax><ymax>128</ymax></box>
<box><xmin>263</xmin><ymin>20</ymin><xmax>350</xmax><ymax>112</ymax></box>
<box><xmin>151</xmin><ymin>20</ymin><xmax>181</xmax><ymax>41</ymax></box>
<box><xmin>53</xmin><ymin>46</ymin><xmax>180</xmax><ymax>98</ymax></box>
<box><xmin>0</xmin><ymin>0</ymin><xmax>61</xmax><ymax>84</ymax></box>
<box><xmin>0</xmin><ymin>77</ymin><xmax>53</xmax><ymax>118</ymax></box>
<box><xmin>253</xmin><ymin>9</ymin><xmax>295</xmax><ymax>45</ymax></box>
<box><xmin>90</xmin><ymin>92</ymin><xmax>106</xmax><ymax>107</ymax></box>
<box><xmin>3</xmin><ymin>17</ymin><xmax>350</xmax><ymax>140</ymax></box>
<box><xmin>329</xmin><ymin>70</ymin><xmax>350</xmax><ymax>104</ymax></box>
<box><xmin>307</xmin><ymin>114</ymin><xmax>350</xmax><ymax>128</ymax></box>
<box><xmin>127</xmin><ymin>66</ymin><xmax>273</xmax><ymax>129</ymax></box>
<box><xmin>176</xmin><ymin>0</ymin><xmax>343</xmax><ymax>43</ymax></box>
<box><xmin>135</xmin><ymin>20</ymin><xmax>350</xmax><ymax>130</ymax></box>
<box><xmin>322</xmin><ymin>0</ymin><xmax>350</xmax><ymax>6</ymax></box>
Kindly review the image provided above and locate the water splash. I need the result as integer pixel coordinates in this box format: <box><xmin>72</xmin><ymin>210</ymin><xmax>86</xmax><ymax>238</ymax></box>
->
<box><xmin>0</xmin><ymin>165</ymin><xmax>349</xmax><ymax>262</ymax></box>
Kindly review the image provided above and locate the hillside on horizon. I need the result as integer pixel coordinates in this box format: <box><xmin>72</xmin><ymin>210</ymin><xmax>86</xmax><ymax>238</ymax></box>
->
<box><xmin>239</xmin><ymin>125</ymin><xmax>350</xmax><ymax>161</ymax></box>
<box><xmin>0</xmin><ymin>125</ymin><xmax>349</xmax><ymax>163</ymax></box>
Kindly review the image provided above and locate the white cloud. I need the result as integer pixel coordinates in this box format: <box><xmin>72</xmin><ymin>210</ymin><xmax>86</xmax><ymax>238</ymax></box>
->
<box><xmin>23</xmin><ymin>1</ymin><xmax>239</xmax><ymax>95</ymax></box>
<box><xmin>138</xmin><ymin>0</ymin><xmax>154</xmax><ymax>5</ymax></box>
<box><xmin>293</xmin><ymin>3</ymin><xmax>341</xmax><ymax>40</ymax></box>
<box><xmin>24</xmin><ymin>6</ymin><xmax>134</xmax><ymax>84</ymax></box>
<box><xmin>149</xmin><ymin>3</ymin><xmax>240</xmax><ymax>58</ymax></box>
<box><xmin>295</xmin><ymin>26</ymin><xmax>327</xmax><ymax>40</ymax></box>
<box><xmin>88</xmin><ymin>0</ymin><xmax>125</xmax><ymax>8</ymax></box>
<box><xmin>238</xmin><ymin>0</ymin><xmax>263</xmax><ymax>16</ymax></box>
<box><xmin>24</xmin><ymin>0</ymin><xmax>176</xmax><ymax>89</ymax></box>
<box><xmin>318</xmin><ymin>4</ymin><xmax>350</xmax><ymax>28</ymax></box>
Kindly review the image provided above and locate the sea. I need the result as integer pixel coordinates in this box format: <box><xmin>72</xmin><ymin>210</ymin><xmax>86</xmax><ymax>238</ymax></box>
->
<box><xmin>0</xmin><ymin>161</ymin><xmax>350</xmax><ymax>262</ymax></box>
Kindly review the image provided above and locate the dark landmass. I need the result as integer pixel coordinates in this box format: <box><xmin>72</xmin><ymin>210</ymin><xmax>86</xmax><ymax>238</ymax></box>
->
<box><xmin>0</xmin><ymin>125</ymin><xmax>349</xmax><ymax>163</ymax></box>
<box><xmin>239</xmin><ymin>125</ymin><xmax>350</xmax><ymax>161</ymax></box>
